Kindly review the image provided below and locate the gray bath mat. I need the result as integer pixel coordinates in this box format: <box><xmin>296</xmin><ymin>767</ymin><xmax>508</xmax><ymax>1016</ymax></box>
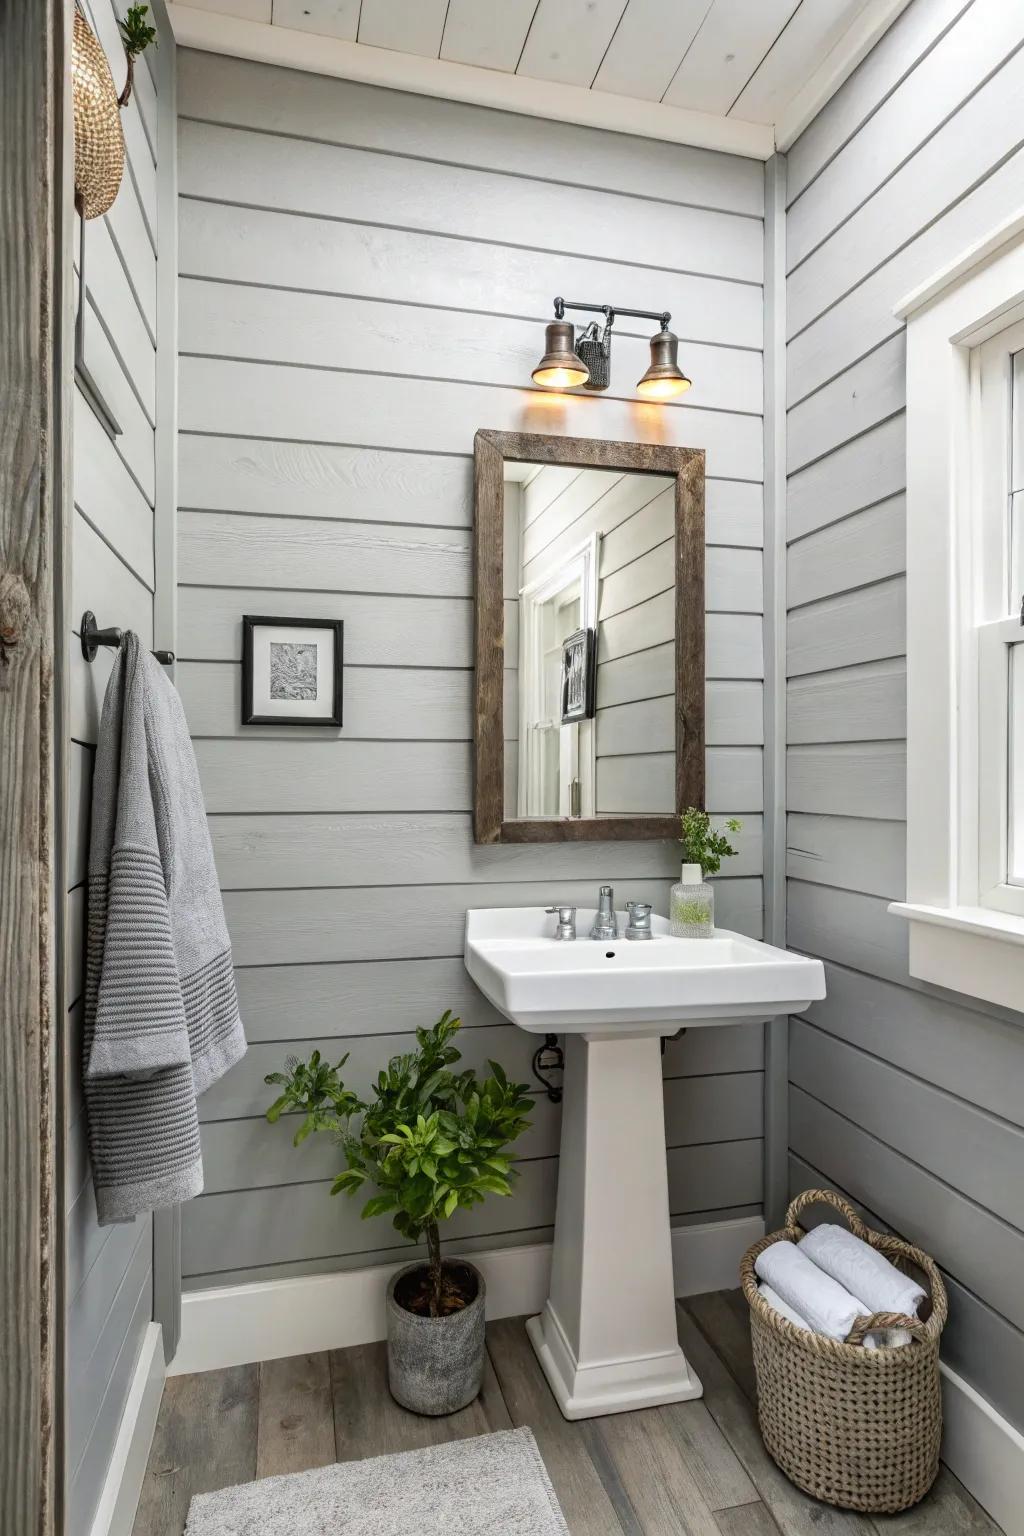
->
<box><xmin>184</xmin><ymin>1426</ymin><xmax>569</xmax><ymax>1535</ymax></box>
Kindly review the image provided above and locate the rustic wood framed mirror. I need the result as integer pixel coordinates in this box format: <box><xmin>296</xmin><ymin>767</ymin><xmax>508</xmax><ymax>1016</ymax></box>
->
<box><xmin>474</xmin><ymin>430</ymin><xmax>705</xmax><ymax>844</ymax></box>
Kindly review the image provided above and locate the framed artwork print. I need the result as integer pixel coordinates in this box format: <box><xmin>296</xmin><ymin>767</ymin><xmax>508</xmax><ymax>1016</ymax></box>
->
<box><xmin>242</xmin><ymin>615</ymin><xmax>344</xmax><ymax>726</ymax></box>
<box><xmin>560</xmin><ymin>627</ymin><xmax>596</xmax><ymax>724</ymax></box>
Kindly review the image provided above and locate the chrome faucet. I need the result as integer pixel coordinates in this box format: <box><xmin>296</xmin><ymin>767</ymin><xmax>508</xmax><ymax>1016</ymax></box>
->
<box><xmin>589</xmin><ymin>885</ymin><xmax>618</xmax><ymax>941</ymax></box>
<box><xmin>546</xmin><ymin>904</ymin><xmax>577</xmax><ymax>941</ymax></box>
<box><xmin>625</xmin><ymin>900</ymin><xmax>654</xmax><ymax>940</ymax></box>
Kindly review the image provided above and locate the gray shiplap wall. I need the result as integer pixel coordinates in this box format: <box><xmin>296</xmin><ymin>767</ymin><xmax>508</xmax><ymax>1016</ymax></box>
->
<box><xmin>66</xmin><ymin>4</ymin><xmax>173</xmax><ymax>1531</ymax></box>
<box><xmin>175</xmin><ymin>49</ymin><xmax>767</xmax><ymax>1291</ymax></box>
<box><xmin>784</xmin><ymin>0</ymin><xmax>1024</xmax><ymax>1434</ymax></box>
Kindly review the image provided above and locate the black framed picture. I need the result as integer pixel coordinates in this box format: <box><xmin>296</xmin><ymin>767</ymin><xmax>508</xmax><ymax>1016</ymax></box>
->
<box><xmin>560</xmin><ymin>627</ymin><xmax>596</xmax><ymax>724</ymax></box>
<box><xmin>241</xmin><ymin>615</ymin><xmax>344</xmax><ymax>726</ymax></box>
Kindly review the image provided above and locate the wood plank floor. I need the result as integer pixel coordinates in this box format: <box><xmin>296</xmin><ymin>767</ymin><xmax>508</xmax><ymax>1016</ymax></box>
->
<box><xmin>133</xmin><ymin>1290</ymin><xmax>1003</xmax><ymax>1536</ymax></box>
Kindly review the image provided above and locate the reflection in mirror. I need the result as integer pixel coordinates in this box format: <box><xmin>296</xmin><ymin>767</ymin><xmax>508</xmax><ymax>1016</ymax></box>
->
<box><xmin>503</xmin><ymin>462</ymin><xmax>677</xmax><ymax>821</ymax></box>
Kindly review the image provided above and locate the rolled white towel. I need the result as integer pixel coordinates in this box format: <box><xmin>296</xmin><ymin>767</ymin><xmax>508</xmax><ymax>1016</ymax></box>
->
<box><xmin>754</xmin><ymin>1240</ymin><xmax>868</xmax><ymax>1341</ymax></box>
<box><xmin>758</xmin><ymin>1282</ymin><xmax>812</xmax><ymax>1332</ymax></box>
<box><xmin>799</xmin><ymin>1223</ymin><xmax>925</xmax><ymax>1319</ymax></box>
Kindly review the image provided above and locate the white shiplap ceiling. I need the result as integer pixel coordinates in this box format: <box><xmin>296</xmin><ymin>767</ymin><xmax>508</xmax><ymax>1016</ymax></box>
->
<box><xmin>168</xmin><ymin>0</ymin><xmax>911</xmax><ymax>157</ymax></box>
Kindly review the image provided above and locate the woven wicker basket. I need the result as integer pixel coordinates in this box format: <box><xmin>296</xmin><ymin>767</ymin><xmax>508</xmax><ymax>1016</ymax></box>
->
<box><xmin>72</xmin><ymin>4</ymin><xmax>125</xmax><ymax>220</ymax></box>
<box><xmin>740</xmin><ymin>1189</ymin><xmax>947</xmax><ymax>1514</ymax></box>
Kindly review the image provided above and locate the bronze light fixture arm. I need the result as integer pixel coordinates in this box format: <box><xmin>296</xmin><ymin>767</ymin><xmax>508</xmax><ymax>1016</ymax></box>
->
<box><xmin>552</xmin><ymin>297</ymin><xmax>672</xmax><ymax>329</ymax></box>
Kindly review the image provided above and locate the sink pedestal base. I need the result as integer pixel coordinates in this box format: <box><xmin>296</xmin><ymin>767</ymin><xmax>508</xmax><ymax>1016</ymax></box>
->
<box><xmin>527</xmin><ymin>1031</ymin><xmax>702</xmax><ymax>1420</ymax></box>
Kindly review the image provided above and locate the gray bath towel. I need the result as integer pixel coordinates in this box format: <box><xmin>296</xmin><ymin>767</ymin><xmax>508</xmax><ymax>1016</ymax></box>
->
<box><xmin>84</xmin><ymin>633</ymin><xmax>246</xmax><ymax>1223</ymax></box>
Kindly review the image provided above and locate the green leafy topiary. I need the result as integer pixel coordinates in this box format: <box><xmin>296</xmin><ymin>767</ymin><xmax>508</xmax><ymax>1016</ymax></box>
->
<box><xmin>266</xmin><ymin>1011</ymin><xmax>532</xmax><ymax>1315</ymax></box>
<box><xmin>680</xmin><ymin>807</ymin><xmax>742</xmax><ymax>876</ymax></box>
<box><xmin>117</xmin><ymin>5</ymin><xmax>156</xmax><ymax>108</ymax></box>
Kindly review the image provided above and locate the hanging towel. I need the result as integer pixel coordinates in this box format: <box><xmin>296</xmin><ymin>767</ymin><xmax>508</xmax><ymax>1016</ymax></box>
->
<box><xmin>799</xmin><ymin>1223</ymin><xmax>926</xmax><ymax>1319</ymax></box>
<box><xmin>84</xmin><ymin>633</ymin><xmax>246</xmax><ymax>1223</ymax></box>
<box><xmin>754</xmin><ymin>1241</ymin><xmax>868</xmax><ymax>1342</ymax></box>
<box><xmin>758</xmin><ymin>1282</ymin><xmax>812</xmax><ymax>1332</ymax></box>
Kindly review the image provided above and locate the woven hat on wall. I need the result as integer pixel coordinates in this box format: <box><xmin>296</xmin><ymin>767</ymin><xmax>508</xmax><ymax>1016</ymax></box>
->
<box><xmin>72</xmin><ymin>4</ymin><xmax>125</xmax><ymax>220</ymax></box>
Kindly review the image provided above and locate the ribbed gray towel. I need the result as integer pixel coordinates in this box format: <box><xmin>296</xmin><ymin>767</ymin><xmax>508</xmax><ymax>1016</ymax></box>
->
<box><xmin>84</xmin><ymin>633</ymin><xmax>246</xmax><ymax>1223</ymax></box>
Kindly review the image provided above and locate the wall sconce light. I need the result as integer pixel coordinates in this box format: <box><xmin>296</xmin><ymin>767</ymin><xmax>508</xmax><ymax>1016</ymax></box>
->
<box><xmin>531</xmin><ymin>297</ymin><xmax>691</xmax><ymax>399</ymax></box>
<box><xmin>531</xmin><ymin>318</ymin><xmax>590</xmax><ymax>389</ymax></box>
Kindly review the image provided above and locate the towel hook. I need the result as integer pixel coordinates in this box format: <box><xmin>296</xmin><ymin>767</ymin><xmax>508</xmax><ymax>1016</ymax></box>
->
<box><xmin>80</xmin><ymin>610</ymin><xmax>175</xmax><ymax>666</ymax></box>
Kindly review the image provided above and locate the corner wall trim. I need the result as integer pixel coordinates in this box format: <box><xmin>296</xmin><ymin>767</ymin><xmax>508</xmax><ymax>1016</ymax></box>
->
<box><xmin>762</xmin><ymin>150</ymin><xmax>789</xmax><ymax>1233</ymax></box>
<box><xmin>87</xmin><ymin>1323</ymin><xmax>165</xmax><ymax>1536</ymax></box>
<box><xmin>169</xmin><ymin>1217</ymin><xmax>765</xmax><ymax>1377</ymax></box>
<box><xmin>940</xmin><ymin>1361</ymin><xmax>1024</xmax><ymax>1536</ymax></box>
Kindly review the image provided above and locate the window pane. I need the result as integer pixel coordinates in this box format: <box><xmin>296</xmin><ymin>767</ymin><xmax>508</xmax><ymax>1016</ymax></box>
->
<box><xmin>1009</xmin><ymin>643</ymin><xmax>1024</xmax><ymax>883</ymax></box>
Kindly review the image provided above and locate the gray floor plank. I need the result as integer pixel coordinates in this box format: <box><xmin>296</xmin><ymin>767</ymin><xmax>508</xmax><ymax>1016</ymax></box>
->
<box><xmin>715</xmin><ymin>1503</ymin><xmax>783</xmax><ymax>1535</ymax></box>
<box><xmin>685</xmin><ymin>1290</ymin><xmax>758</xmax><ymax>1402</ymax></box>
<box><xmin>597</xmin><ymin>1393</ymin><xmax>761</xmax><ymax>1517</ymax></box>
<box><xmin>487</xmin><ymin>1317</ymin><xmax>627</xmax><ymax>1536</ymax></box>
<box><xmin>131</xmin><ymin>1365</ymin><xmax>258</xmax><ymax>1536</ymax></box>
<box><xmin>256</xmin><ymin>1352</ymin><xmax>335</xmax><ymax>1478</ymax></box>
<box><xmin>330</xmin><ymin>1338</ymin><xmax>510</xmax><ymax>1460</ymax></box>
<box><xmin>595</xmin><ymin>1408</ymin><xmax>726</xmax><ymax>1536</ymax></box>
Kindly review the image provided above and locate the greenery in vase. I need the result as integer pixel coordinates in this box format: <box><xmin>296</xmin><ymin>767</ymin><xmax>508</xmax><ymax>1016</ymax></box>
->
<box><xmin>674</xmin><ymin>897</ymin><xmax>713</xmax><ymax>926</ymax></box>
<box><xmin>118</xmin><ymin>5</ymin><xmax>157</xmax><ymax>107</ymax></box>
<box><xmin>265</xmin><ymin>1011</ymin><xmax>532</xmax><ymax>1317</ymax></box>
<box><xmin>679</xmin><ymin>807</ymin><xmax>742</xmax><ymax>875</ymax></box>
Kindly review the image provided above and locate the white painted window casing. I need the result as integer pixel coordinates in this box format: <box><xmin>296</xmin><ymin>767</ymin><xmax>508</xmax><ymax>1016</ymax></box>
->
<box><xmin>890</xmin><ymin>213</ymin><xmax>1024</xmax><ymax>1011</ymax></box>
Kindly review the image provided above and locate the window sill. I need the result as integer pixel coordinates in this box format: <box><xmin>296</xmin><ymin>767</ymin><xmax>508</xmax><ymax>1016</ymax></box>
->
<box><xmin>889</xmin><ymin>902</ymin><xmax>1024</xmax><ymax>1012</ymax></box>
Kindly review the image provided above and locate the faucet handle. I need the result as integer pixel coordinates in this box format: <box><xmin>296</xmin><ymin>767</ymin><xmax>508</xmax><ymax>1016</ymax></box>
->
<box><xmin>625</xmin><ymin>900</ymin><xmax>654</xmax><ymax>940</ymax></box>
<box><xmin>546</xmin><ymin>904</ymin><xmax>577</xmax><ymax>940</ymax></box>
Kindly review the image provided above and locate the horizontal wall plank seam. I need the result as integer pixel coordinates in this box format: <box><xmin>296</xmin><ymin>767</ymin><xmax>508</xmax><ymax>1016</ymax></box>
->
<box><xmin>785</xmin><ymin>489</ymin><xmax>907</xmax><ymax>550</ymax></box>
<box><xmin>175</xmin><ymin>113</ymin><xmax>767</xmax><ymax>225</ymax></box>
<box><xmin>193</xmin><ymin>1137</ymin><xmax>766</xmax><ymax>1199</ymax></box>
<box><xmin>180</xmin><ymin>513</ymin><xmax>472</xmax><ymax>536</ymax></box>
<box><xmin>786</xmin><ymin>575</ymin><xmax>908</xmax><ymax>617</ymax></box>
<box><xmin>787</xmin><ymin>328</ymin><xmax>913</xmax><ymax>410</ymax></box>
<box><xmin>102</xmin><ymin>212</ymin><xmax>157</xmax><ymax>346</ymax></box>
<box><xmin>783</xmin><ymin>407</ymin><xmax>907</xmax><ymax>480</ymax></box>
<box><xmin>177</xmin><ymin>192</ymin><xmax>767</xmax><ymax>291</ymax></box>
<box><xmin>787</xmin><ymin>130</ymin><xmax>1024</xmax><ymax>343</ymax></box>
<box><xmin>174</xmin><ymin>351</ymin><xmax>765</xmax><ymax>422</ymax></box>
<box><xmin>177</xmin><ymin>271</ymin><xmax>766</xmax><ymax>353</ymax></box>
<box><xmin>796</xmin><ymin>1015</ymin><xmax>1024</xmax><ymax>1137</ymax></box>
<box><xmin>791</xmin><ymin>1084</ymin><xmax>1024</xmax><ymax>1238</ymax></box>
<box><xmin>784</xmin><ymin>0</ymin><xmax>977</xmax><ymax>209</ymax></box>
<box><xmin>785</xmin><ymin>31</ymin><xmax>1024</xmax><ymax>276</ymax></box>
<box><xmin>816</xmin><ymin>954</ymin><xmax>1024</xmax><ymax>1036</ymax></box>
<box><xmin>80</xmin><ymin>287</ymin><xmax>157</xmax><ymax>433</ymax></box>
<box><xmin>74</xmin><ymin>505</ymin><xmax>156</xmax><ymax>595</ymax></box>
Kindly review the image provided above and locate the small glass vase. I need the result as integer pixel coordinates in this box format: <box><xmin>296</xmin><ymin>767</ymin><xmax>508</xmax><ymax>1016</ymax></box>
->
<box><xmin>670</xmin><ymin>863</ymin><xmax>714</xmax><ymax>938</ymax></box>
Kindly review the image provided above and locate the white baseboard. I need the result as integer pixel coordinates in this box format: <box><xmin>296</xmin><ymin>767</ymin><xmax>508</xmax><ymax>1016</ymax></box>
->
<box><xmin>88</xmin><ymin>1322</ymin><xmax>165</xmax><ymax>1536</ymax></box>
<box><xmin>940</xmin><ymin>1361</ymin><xmax>1024</xmax><ymax>1536</ymax></box>
<box><xmin>170</xmin><ymin>1215</ymin><xmax>764</xmax><ymax>1376</ymax></box>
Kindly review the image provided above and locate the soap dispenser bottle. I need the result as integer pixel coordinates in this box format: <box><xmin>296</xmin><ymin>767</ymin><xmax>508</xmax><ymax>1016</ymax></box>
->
<box><xmin>670</xmin><ymin>862</ymin><xmax>714</xmax><ymax>938</ymax></box>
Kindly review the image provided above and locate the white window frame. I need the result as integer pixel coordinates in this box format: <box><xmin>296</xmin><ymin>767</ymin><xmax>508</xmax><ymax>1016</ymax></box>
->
<box><xmin>516</xmin><ymin>535</ymin><xmax>598</xmax><ymax>819</ymax></box>
<box><xmin>890</xmin><ymin>212</ymin><xmax>1024</xmax><ymax>1011</ymax></box>
<box><xmin>976</xmin><ymin>321</ymin><xmax>1024</xmax><ymax>917</ymax></box>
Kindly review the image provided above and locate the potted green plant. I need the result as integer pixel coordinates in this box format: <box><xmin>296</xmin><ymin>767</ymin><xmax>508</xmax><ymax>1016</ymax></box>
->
<box><xmin>670</xmin><ymin>808</ymin><xmax>742</xmax><ymax>937</ymax></box>
<box><xmin>265</xmin><ymin>1010</ymin><xmax>532</xmax><ymax>1415</ymax></box>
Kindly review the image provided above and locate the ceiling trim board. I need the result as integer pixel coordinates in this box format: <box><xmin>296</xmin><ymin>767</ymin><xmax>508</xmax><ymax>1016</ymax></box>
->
<box><xmin>774</xmin><ymin>0</ymin><xmax>915</xmax><ymax>151</ymax></box>
<box><xmin>166</xmin><ymin>3</ymin><xmax>777</xmax><ymax>159</ymax></box>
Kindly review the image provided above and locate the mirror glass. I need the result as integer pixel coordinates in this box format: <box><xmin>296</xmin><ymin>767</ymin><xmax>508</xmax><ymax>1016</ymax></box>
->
<box><xmin>503</xmin><ymin>462</ymin><xmax>677</xmax><ymax>822</ymax></box>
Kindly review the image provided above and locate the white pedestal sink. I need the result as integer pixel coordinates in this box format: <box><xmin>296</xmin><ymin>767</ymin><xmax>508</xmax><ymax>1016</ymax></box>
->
<box><xmin>464</xmin><ymin>906</ymin><xmax>826</xmax><ymax>1420</ymax></box>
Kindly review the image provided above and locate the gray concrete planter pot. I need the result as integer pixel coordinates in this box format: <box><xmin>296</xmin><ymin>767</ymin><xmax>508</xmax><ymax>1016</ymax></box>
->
<box><xmin>386</xmin><ymin>1259</ymin><xmax>486</xmax><ymax>1416</ymax></box>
